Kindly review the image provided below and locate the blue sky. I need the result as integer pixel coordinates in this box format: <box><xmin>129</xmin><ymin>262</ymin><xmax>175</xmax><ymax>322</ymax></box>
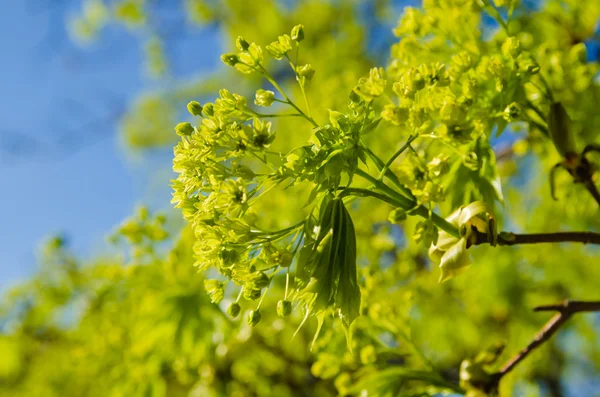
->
<box><xmin>0</xmin><ymin>1</ymin><xmax>221</xmax><ymax>288</ymax></box>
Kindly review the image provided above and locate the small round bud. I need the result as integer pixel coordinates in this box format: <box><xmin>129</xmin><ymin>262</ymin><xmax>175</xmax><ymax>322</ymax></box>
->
<box><xmin>243</xmin><ymin>288</ymin><xmax>262</xmax><ymax>301</ymax></box>
<box><xmin>279</xmin><ymin>251</ymin><xmax>293</xmax><ymax>267</ymax></box>
<box><xmin>254</xmin><ymin>89</ymin><xmax>275</xmax><ymax>107</ymax></box>
<box><xmin>277</xmin><ymin>299</ymin><xmax>292</xmax><ymax>317</ymax></box>
<box><xmin>463</xmin><ymin>152</ymin><xmax>480</xmax><ymax>171</ymax></box>
<box><xmin>360</xmin><ymin>345</ymin><xmax>377</xmax><ymax>365</ymax></box>
<box><xmin>522</xmin><ymin>60</ymin><xmax>540</xmax><ymax>75</ymax></box>
<box><xmin>227</xmin><ymin>302</ymin><xmax>241</xmax><ymax>318</ymax></box>
<box><xmin>220</xmin><ymin>53</ymin><xmax>239</xmax><ymax>67</ymax></box>
<box><xmin>203</xmin><ymin>103</ymin><xmax>214</xmax><ymax>117</ymax></box>
<box><xmin>247</xmin><ymin>309</ymin><xmax>261</xmax><ymax>327</ymax></box>
<box><xmin>503</xmin><ymin>102</ymin><xmax>521</xmax><ymax>122</ymax></box>
<box><xmin>297</xmin><ymin>64</ymin><xmax>315</xmax><ymax>82</ymax></box>
<box><xmin>388</xmin><ymin>208</ymin><xmax>407</xmax><ymax>224</ymax></box>
<box><xmin>291</xmin><ymin>24</ymin><xmax>304</xmax><ymax>42</ymax></box>
<box><xmin>187</xmin><ymin>101</ymin><xmax>203</xmax><ymax>116</ymax></box>
<box><xmin>236</xmin><ymin>36</ymin><xmax>250</xmax><ymax>51</ymax></box>
<box><xmin>501</xmin><ymin>37</ymin><xmax>521</xmax><ymax>59</ymax></box>
<box><xmin>175</xmin><ymin>122</ymin><xmax>194</xmax><ymax>136</ymax></box>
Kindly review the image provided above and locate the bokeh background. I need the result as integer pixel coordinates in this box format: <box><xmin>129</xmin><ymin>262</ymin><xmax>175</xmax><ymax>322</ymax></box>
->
<box><xmin>1</xmin><ymin>1</ymin><xmax>600</xmax><ymax>396</ymax></box>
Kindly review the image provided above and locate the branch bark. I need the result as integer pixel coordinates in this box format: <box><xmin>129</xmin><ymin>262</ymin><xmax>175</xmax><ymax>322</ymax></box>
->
<box><xmin>473</xmin><ymin>230</ymin><xmax>600</xmax><ymax>246</ymax></box>
<box><xmin>492</xmin><ymin>300</ymin><xmax>600</xmax><ymax>385</ymax></box>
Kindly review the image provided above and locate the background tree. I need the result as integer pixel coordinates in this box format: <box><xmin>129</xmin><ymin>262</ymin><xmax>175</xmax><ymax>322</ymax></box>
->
<box><xmin>2</xmin><ymin>1</ymin><xmax>600</xmax><ymax>397</ymax></box>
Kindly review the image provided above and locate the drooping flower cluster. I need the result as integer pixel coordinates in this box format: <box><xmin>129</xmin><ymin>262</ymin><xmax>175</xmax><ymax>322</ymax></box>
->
<box><xmin>171</xmin><ymin>26</ymin><xmax>369</xmax><ymax>338</ymax></box>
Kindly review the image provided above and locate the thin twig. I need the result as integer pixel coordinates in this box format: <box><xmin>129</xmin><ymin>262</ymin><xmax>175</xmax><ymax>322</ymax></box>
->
<box><xmin>493</xmin><ymin>300</ymin><xmax>600</xmax><ymax>381</ymax></box>
<box><xmin>473</xmin><ymin>230</ymin><xmax>600</xmax><ymax>246</ymax></box>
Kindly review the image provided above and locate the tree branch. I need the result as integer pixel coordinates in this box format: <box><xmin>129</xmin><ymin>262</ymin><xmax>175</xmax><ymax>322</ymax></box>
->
<box><xmin>493</xmin><ymin>300</ymin><xmax>600</xmax><ymax>382</ymax></box>
<box><xmin>473</xmin><ymin>230</ymin><xmax>600</xmax><ymax>246</ymax></box>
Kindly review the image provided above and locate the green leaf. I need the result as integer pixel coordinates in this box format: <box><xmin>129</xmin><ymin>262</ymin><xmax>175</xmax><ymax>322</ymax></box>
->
<box><xmin>438</xmin><ymin>238</ymin><xmax>471</xmax><ymax>282</ymax></box>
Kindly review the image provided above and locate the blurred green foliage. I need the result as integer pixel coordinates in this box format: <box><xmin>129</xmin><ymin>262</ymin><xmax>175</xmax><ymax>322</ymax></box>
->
<box><xmin>3</xmin><ymin>1</ymin><xmax>600</xmax><ymax>396</ymax></box>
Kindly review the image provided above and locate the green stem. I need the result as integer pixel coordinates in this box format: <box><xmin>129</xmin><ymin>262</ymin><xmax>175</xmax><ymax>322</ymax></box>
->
<box><xmin>360</xmin><ymin>142</ymin><xmax>415</xmax><ymax>199</ymax></box>
<box><xmin>482</xmin><ymin>0</ymin><xmax>510</xmax><ymax>34</ymax></box>
<box><xmin>354</xmin><ymin>169</ymin><xmax>460</xmax><ymax>238</ymax></box>
<box><xmin>377</xmin><ymin>134</ymin><xmax>419</xmax><ymax>181</ymax></box>
<box><xmin>259</xmin><ymin>65</ymin><xmax>318</xmax><ymax>128</ymax></box>
<box><xmin>285</xmin><ymin>52</ymin><xmax>313</xmax><ymax>119</ymax></box>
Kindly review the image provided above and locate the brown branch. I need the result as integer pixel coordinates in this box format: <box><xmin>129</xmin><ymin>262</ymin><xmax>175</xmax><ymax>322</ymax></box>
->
<box><xmin>497</xmin><ymin>231</ymin><xmax>600</xmax><ymax>245</ymax></box>
<box><xmin>584</xmin><ymin>179</ymin><xmax>600</xmax><ymax>209</ymax></box>
<box><xmin>493</xmin><ymin>300</ymin><xmax>600</xmax><ymax>383</ymax></box>
<box><xmin>472</xmin><ymin>230</ymin><xmax>600</xmax><ymax>246</ymax></box>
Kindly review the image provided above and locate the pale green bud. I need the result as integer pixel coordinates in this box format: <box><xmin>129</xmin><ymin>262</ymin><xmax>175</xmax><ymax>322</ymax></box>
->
<box><xmin>463</xmin><ymin>152</ymin><xmax>480</xmax><ymax>171</ymax></box>
<box><xmin>277</xmin><ymin>299</ymin><xmax>292</xmax><ymax>317</ymax></box>
<box><xmin>381</xmin><ymin>105</ymin><xmax>409</xmax><ymax>125</ymax></box>
<box><xmin>503</xmin><ymin>102</ymin><xmax>521</xmax><ymax>122</ymax></box>
<box><xmin>291</xmin><ymin>24</ymin><xmax>305</xmax><ymax>41</ymax></box>
<box><xmin>297</xmin><ymin>64</ymin><xmax>315</xmax><ymax>81</ymax></box>
<box><xmin>248</xmin><ymin>271</ymin><xmax>270</xmax><ymax>290</ymax></box>
<box><xmin>265</xmin><ymin>35</ymin><xmax>293</xmax><ymax>59</ymax></box>
<box><xmin>187</xmin><ymin>101</ymin><xmax>203</xmax><ymax>116</ymax></box>
<box><xmin>236</xmin><ymin>36</ymin><xmax>250</xmax><ymax>51</ymax></box>
<box><xmin>175</xmin><ymin>122</ymin><xmax>194</xmax><ymax>136</ymax></box>
<box><xmin>203</xmin><ymin>280</ymin><xmax>224</xmax><ymax>304</ymax></box>
<box><xmin>254</xmin><ymin>89</ymin><xmax>275</xmax><ymax>107</ymax></box>
<box><xmin>220</xmin><ymin>53</ymin><xmax>239</xmax><ymax>66</ymax></box>
<box><xmin>501</xmin><ymin>37</ymin><xmax>521</xmax><ymax>58</ymax></box>
<box><xmin>570</xmin><ymin>43</ymin><xmax>587</xmax><ymax>63</ymax></box>
<box><xmin>453</xmin><ymin>51</ymin><xmax>473</xmax><ymax>71</ymax></box>
<box><xmin>203</xmin><ymin>103</ymin><xmax>214</xmax><ymax>116</ymax></box>
<box><xmin>360</xmin><ymin>345</ymin><xmax>377</xmax><ymax>365</ymax></box>
<box><xmin>227</xmin><ymin>302</ymin><xmax>241</xmax><ymax>318</ymax></box>
<box><xmin>388</xmin><ymin>208</ymin><xmax>407</xmax><ymax>224</ymax></box>
<box><xmin>243</xmin><ymin>288</ymin><xmax>262</xmax><ymax>301</ymax></box>
<box><xmin>247</xmin><ymin>309</ymin><xmax>261</xmax><ymax>327</ymax></box>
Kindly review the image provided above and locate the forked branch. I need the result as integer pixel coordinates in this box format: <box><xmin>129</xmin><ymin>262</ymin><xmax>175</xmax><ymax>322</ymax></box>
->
<box><xmin>492</xmin><ymin>300</ymin><xmax>600</xmax><ymax>384</ymax></box>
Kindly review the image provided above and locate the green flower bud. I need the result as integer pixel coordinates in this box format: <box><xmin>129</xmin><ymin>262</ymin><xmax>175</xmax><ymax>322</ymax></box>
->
<box><xmin>360</xmin><ymin>345</ymin><xmax>377</xmax><ymax>365</ymax></box>
<box><xmin>462</xmin><ymin>78</ymin><xmax>478</xmax><ymax>99</ymax></box>
<box><xmin>175</xmin><ymin>122</ymin><xmax>194</xmax><ymax>136</ymax></box>
<box><xmin>203</xmin><ymin>103</ymin><xmax>214</xmax><ymax>116</ymax></box>
<box><xmin>265</xmin><ymin>35</ymin><xmax>293</xmax><ymax>59</ymax></box>
<box><xmin>291</xmin><ymin>24</ymin><xmax>304</xmax><ymax>41</ymax></box>
<box><xmin>570</xmin><ymin>43</ymin><xmax>587</xmax><ymax>63</ymax></box>
<box><xmin>203</xmin><ymin>279</ymin><xmax>224</xmax><ymax>304</ymax></box>
<box><xmin>220</xmin><ymin>53</ymin><xmax>239</xmax><ymax>66</ymax></box>
<box><xmin>522</xmin><ymin>60</ymin><xmax>540</xmax><ymax>74</ymax></box>
<box><xmin>501</xmin><ymin>37</ymin><xmax>521</xmax><ymax>59</ymax></box>
<box><xmin>243</xmin><ymin>288</ymin><xmax>262</xmax><ymax>301</ymax></box>
<box><xmin>440</xmin><ymin>98</ymin><xmax>466</xmax><ymax>124</ymax></box>
<box><xmin>227</xmin><ymin>302</ymin><xmax>241</xmax><ymax>318</ymax></box>
<box><xmin>279</xmin><ymin>251</ymin><xmax>293</xmax><ymax>267</ymax></box>
<box><xmin>503</xmin><ymin>102</ymin><xmax>521</xmax><ymax>122</ymax></box>
<box><xmin>254</xmin><ymin>89</ymin><xmax>275</xmax><ymax>107</ymax></box>
<box><xmin>277</xmin><ymin>299</ymin><xmax>292</xmax><ymax>317</ymax></box>
<box><xmin>187</xmin><ymin>101</ymin><xmax>203</xmax><ymax>116</ymax></box>
<box><xmin>388</xmin><ymin>208</ymin><xmax>407</xmax><ymax>224</ymax></box>
<box><xmin>247</xmin><ymin>309</ymin><xmax>261</xmax><ymax>327</ymax></box>
<box><xmin>297</xmin><ymin>64</ymin><xmax>315</xmax><ymax>81</ymax></box>
<box><xmin>463</xmin><ymin>152</ymin><xmax>480</xmax><ymax>171</ymax></box>
<box><xmin>248</xmin><ymin>271</ymin><xmax>270</xmax><ymax>290</ymax></box>
<box><xmin>452</xmin><ymin>51</ymin><xmax>473</xmax><ymax>72</ymax></box>
<box><xmin>381</xmin><ymin>105</ymin><xmax>409</xmax><ymax>125</ymax></box>
<box><xmin>414</xmin><ymin>220</ymin><xmax>438</xmax><ymax>245</ymax></box>
<box><xmin>427</xmin><ymin>155</ymin><xmax>449</xmax><ymax>177</ymax></box>
<box><xmin>236</xmin><ymin>36</ymin><xmax>250</xmax><ymax>51</ymax></box>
